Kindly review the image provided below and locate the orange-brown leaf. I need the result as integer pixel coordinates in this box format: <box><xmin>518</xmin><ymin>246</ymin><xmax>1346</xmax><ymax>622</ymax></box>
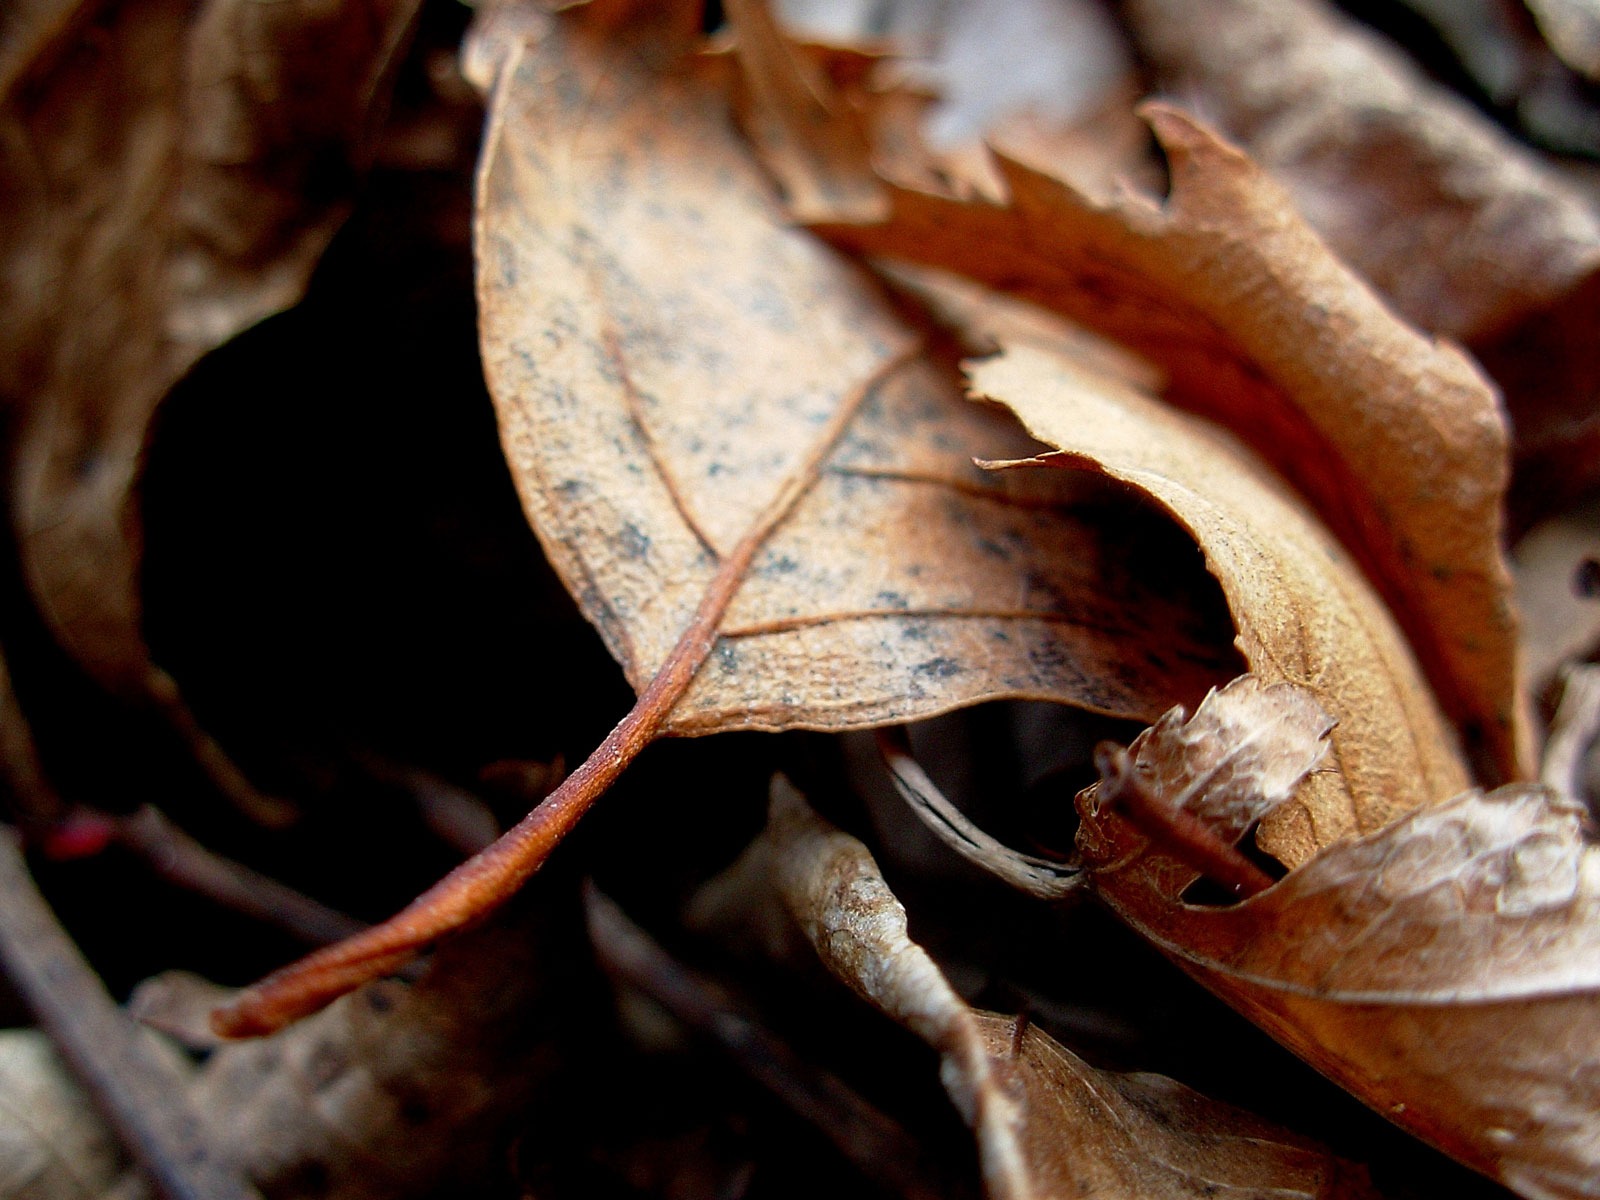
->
<box><xmin>971</xmin><ymin>343</ymin><xmax>1471</xmax><ymax>865</ymax></box>
<box><xmin>764</xmin><ymin>777</ymin><xmax>1379</xmax><ymax>1200</ymax></box>
<box><xmin>815</xmin><ymin>105</ymin><xmax>1529</xmax><ymax>783</ymax></box>
<box><xmin>469</xmin><ymin>5</ymin><xmax>1240</xmax><ymax>737</ymax></box>
<box><xmin>1079</xmin><ymin>697</ymin><xmax>1600</xmax><ymax>1199</ymax></box>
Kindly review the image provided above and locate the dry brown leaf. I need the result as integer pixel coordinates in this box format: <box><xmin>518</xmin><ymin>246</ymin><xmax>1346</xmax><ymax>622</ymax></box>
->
<box><xmin>749</xmin><ymin>0</ymin><xmax>1156</xmax><ymax>221</ymax></box>
<box><xmin>760</xmin><ymin>776</ymin><xmax>1379</xmax><ymax>1200</ymax></box>
<box><xmin>1124</xmin><ymin>0</ymin><xmax>1600</xmax><ymax>521</ymax></box>
<box><xmin>1126</xmin><ymin>0</ymin><xmax>1600</xmax><ymax>342</ymax></box>
<box><xmin>0</xmin><ymin>0</ymin><xmax>419</xmax><ymax>735</ymax></box>
<box><xmin>970</xmin><ymin>342</ymin><xmax>1470</xmax><ymax>866</ymax></box>
<box><xmin>468</xmin><ymin>3</ymin><xmax>1239</xmax><ymax>737</ymax></box>
<box><xmin>190</xmin><ymin>909</ymin><xmax>595</xmax><ymax>1200</ymax></box>
<box><xmin>0</xmin><ymin>1030</ymin><xmax>124</xmax><ymax>1200</ymax></box>
<box><xmin>1527</xmin><ymin>0</ymin><xmax>1600</xmax><ymax>79</ymax></box>
<box><xmin>722</xmin><ymin>0</ymin><xmax>886</xmax><ymax>223</ymax></box>
<box><xmin>811</xmin><ymin>104</ymin><xmax>1527</xmax><ymax>785</ymax></box>
<box><xmin>1077</xmin><ymin>687</ymin><xmax>1600</xmax><ymax>1200</ymax></box>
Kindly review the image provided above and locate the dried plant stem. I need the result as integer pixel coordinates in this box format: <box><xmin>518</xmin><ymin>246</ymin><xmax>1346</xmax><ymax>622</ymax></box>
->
<box><xmin>1542</xmin><ymin>663</ymin><xmax>1600</xmax><ymax>809</ymax></box>
<box><xmin>585</xmin><ymin>884</ymin><xmax>959</xmax><ymax>1200</ymax></box>
<box><xmin>212</xmin><ymin>348</ymin><xmax>917</xmax><ymax>1038</ymax></box>
<box><xmin>115</xmin><ymin>807</ymin><xmax>367</xmax><ymax>947</ymax></box>
<box><xmin>1094</xmin><ymin>742</ymin><xmax>1276</xmax><ymax>897</ymax></box>
<box><xmin>876</xmin><ymin>727</ymin><xmax>1083</xmax><ymax>900</ymax></box>
<box><xmin>0</xmin><ymin>826</ymin><xmax>262</xmax><ymax>1200</ymax></box>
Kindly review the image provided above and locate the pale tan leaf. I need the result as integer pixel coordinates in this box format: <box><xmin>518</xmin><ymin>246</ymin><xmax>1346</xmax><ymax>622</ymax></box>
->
<box><xmin>1527</xmin><ymin>0</ymin><xmax>1600</xmax><ymax>79</ymax></box>
<box><xmin>815</xmin><ymin>105</ymin><xmax>1529</xmax><ymax>783</ymax></box>
<box><xmin>1086</xmin><ymin>675</ymin><xmax>1334</xmax><ymax>891</ymax></box>
<box><xmin>970</xmin><ymin>343</ymin><xmax>1470</xmax><ymax>866</ymax></box>
<box><xmin>0</xmin><ymin>0</ymin><xmax>418</xmax><ymax>708</ymax></box>
<box><xmin>1124</xmin><ymin>0</ymin><xmax>1600</xmax><ymax>518</ymax></box>
<box><xmin>468</xmin><ymin>4</ymin><xmax>1240</xmax><ymax>737</ymax></box>
<box><xmin>1078</xmin><ymin>707</ymin><xmax>1600</xmax><ymax>1200</ymax></box>
<box><xmin>723</xmin><ymin>0</ymin><xmax>886</xmax><ymax>223</ymax></box>
<box><xmin>0</xmin><ymin>1030</ymin><xmax>123</xmax><ymax>1200</ymax></box>
<box><xmin>764</xmin><ymin>777</ymin><xmax>1379</xmax><ymax>1200</ymax></box>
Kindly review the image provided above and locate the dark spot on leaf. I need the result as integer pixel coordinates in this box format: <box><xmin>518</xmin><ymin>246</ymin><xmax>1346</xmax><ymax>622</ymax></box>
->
<box><xmin>617</xmin><ymin>521</ymin><xmax>650</xmax><ymax>561</ymax></box>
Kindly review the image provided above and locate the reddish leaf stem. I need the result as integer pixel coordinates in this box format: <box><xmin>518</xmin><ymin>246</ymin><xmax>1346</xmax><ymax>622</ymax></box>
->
<box><xmin>212</xmin><ymin>348</ymin><xmax>915</xmax><ymax>1037</ymax></box>
<box><xmin>1093</xmin><ymin>742</ymin><xmax>1275</xmax><ymax>898</ymax></box>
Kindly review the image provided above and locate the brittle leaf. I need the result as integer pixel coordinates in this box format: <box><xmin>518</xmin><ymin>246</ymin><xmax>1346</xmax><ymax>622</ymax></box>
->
<box><xmin>971</xmin><ymin>343</ymin><xmax>1471</xmax><ymax>865</ymax></box>
<box><xmin>469</xmin><ymin>4</ymin><xmax>1238</xmax><ymax>736</ymax></box>
<box><xmin>0</xmin><ymin>0</ymin><xmax>420</xmax><ymax>811</ymax></box>
<box><xmin>1124</xmin><ymin>0</ymin><xmax>1600</xmax><ymax>519</ymax></box>
<box><xmin>211</xmin><ymin>0</ymin><xmax>1244</xmax><ymax>1036</ymax></box>
<box><xmin>815</xmin><ymin>105</ymin><xmax>1528</xmax><ymax>782</ymax></box>
<box><xmin>764</xmin><ymin>777</ymin><xmax>1379</xmax><ymax>1200</ymax></box>
<box><xmin>1079</xmin><ymin>697</ymin><xmax>1600</xmax><ymax>1200</ymax></box>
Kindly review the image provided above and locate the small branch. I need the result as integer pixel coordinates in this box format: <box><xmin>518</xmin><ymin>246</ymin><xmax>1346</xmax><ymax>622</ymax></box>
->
<box><xmin>211</xmin><ymin>347</ymin><xmax>918</xmax><ymax>1038</ymax></box>
<box><xmin>0</xmin><ymin>825</ymin><xmax>262</xmax><ymax>1200</ymax></box>
<box><xmin>584</xmin><ymin>884</ymin><xmax>960</xmax><ymax>1200</ymax></box>
<box><xmin>114</xmin><ymin>807</ymin><xmax>367</xmax><ymax>947</ymax></box>
<box><xmin>877</xmin><ymin>727</ymin><xmax>1083</xmax><ymax>900</ymax></box>
<box><xmin>1092</xmin><ymin>742</ymin><xmax>1275</xmax><ymax>898</ymax></box>
<box><xmin>147</xmin><ymin>668</ymin><xmax>299</xmax><ymax>830</ymax></box>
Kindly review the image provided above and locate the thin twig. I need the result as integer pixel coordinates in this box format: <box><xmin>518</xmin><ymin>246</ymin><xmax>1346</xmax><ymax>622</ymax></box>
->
<box><xmin>584</xmin><ymin>884</ymin><xmax>962</xmax><ymax>1200</ymax></box>
<box><xmin>877</xmin><ymin>727</ymin><xmax>1083</xmax><ymax>900</ymax></box>
<box><xmin>115</xmin><ymin>807</ymin><xmax>367</xmax><ymax>947</ymax></box>
<box><xmin>213</xmin><ymin>347</ymin><xmax>917</xmax><ymax>1038</ymax></box>
<box><xmin>1543</xmin><ymin>663</ymin><xmax>1600</xmax><ymax>812</ymax></box>
<box><xmin>0</xmin><ymin>825</ymin><xmax>262</xmax><ymax>1200</ymax></box>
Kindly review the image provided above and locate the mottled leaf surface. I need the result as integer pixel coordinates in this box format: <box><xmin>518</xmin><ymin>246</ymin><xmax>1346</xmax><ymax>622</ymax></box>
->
<box><xmin>1080</xmin><ymin>692</ymin><xmax>1600</xmax><ymax>1200</ymax></box>
<box><xmin>470</xmin><ymin>5</ymin><xmax>1240</xmax><ymax>737</ymax></box>
<box><xmin>971</xmin><ymin>344</ymin><xmax>1470</xmax><ymax>865</ymax></box>
<box><xmin>815</xmin><ymin>106</ymin><xmax>1527</xmax><ymax>782</ymax></box>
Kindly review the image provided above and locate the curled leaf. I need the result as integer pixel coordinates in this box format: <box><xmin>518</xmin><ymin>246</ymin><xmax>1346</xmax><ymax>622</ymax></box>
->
<box><xmin>1124</xmin><ymin>0</ymin><xmax>1600</xmax><ymax>520</ymax></box>
<box><xmin>970</xmin><ymin>342</ymin><xmax>1470</xmax><ymax>866</ymax></box>
<box><xmin>212</xmin><ymin>0</ymin><xmax>1245</xmax><ymax>1036</ymax></box>
<box><xmin>1080</xmin><ymin>689</ymin><xmax>1600</xmax><ymax>1200</ymax></box>
<box><xmin>764</xmin><ymin>777</ymin><xmax>1379</xmax><ymax>1200</ymax></box>
<box><xmin>469</xmin><ymin>4</ymin><xmax>1240</xmax><ymax>735</ymax></box>
<box><xmin>815</xmin><ymin>104</ymin><xmax>1528</xmax><ymax>782</ymax></box>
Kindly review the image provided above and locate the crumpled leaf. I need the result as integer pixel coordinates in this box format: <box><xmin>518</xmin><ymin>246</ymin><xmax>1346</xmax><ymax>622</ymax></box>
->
<box><xmin>758</xmin><ymin>776</ymin><xmax>1379</xmax><ymax>1200</ymax></box>
<box><xmin>0</xmin><ymin>1029</ymin><xmax>124</xmax><ymax>1200</ymax></box>
<box><xmin>0</xmin><ymin>0</ymin><xmax>419</xmax><ymax>731</ymax></box>
<box><xmin>1077</xmin><ymin>686</ymin><xmax>1600</xmax><ymax>1200</ymax></box>
<box><xmin>970</xmin><ymin>341</ymin><xmax>1470</xmax><ymax>866</ymax></box>
<box><xmin>811</xmin><ymin>103</ymin><xmax>1527</xmax><ymax>784</ymax></box>
<box><xmin>467</xmin><ymin>2</ymin><xmax>1240</xmax><ymax>737</ymax></box>
<box><xmin>1124</xmin><ymin>0</ymin><xmax>1600</xmax><ymax>522</ymax></box>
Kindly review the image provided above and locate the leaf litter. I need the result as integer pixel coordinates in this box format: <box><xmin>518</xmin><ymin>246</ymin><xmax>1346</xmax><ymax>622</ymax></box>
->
<box><xmin>2</xmin><ymin>0</ymin><xmax>1599</xmax><ymax>1198</ymax></box>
